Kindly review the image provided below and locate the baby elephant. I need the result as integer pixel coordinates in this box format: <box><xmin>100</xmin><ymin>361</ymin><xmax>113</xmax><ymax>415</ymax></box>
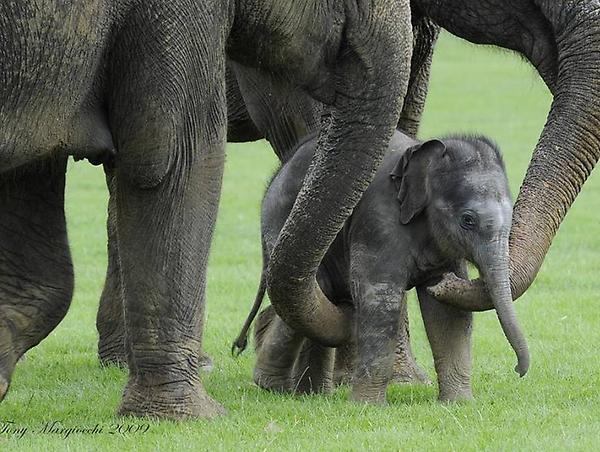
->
<box><xmin>233</xmin><ymin>131</ymin><xmax>529</xmax><ymax>404</ymax></box>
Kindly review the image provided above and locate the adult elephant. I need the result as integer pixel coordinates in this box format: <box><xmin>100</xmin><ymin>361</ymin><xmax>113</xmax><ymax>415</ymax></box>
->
<box><xmin>0</xmin><ymin>1</ymin><xmax>415</xmax><ymax>419</ymax></box>
<box><xmin>96</xmin><ymin>15</ymin><xmax>441</xmax><ymax>386</ymax></box>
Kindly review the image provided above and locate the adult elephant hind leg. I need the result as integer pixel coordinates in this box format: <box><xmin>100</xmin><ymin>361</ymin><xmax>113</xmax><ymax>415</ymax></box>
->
<box><xmin>96</xmin><ymin>167</ymin><xmax>126</xmax><ymax>367</ymax></box>
<box><xmin>0</xmin><ymin>156</ymin><xmax>73</xmax><ymax>402</ymax></box>
<box><xmin>108</xmin><ymin>2</ymin><xmax>227</xmax><ymax>419</ymax></box>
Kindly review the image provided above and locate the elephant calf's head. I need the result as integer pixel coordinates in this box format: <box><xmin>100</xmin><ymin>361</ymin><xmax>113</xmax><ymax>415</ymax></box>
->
<box><xmin>392</xmin><ymin>136</ymin><xmax>529</xmax><ymax>376</ymax></box>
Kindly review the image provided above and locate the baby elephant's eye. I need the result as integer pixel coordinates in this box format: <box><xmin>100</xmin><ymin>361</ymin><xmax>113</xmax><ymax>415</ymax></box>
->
<box><xmin>460</xmin><ymin>211</ymin><xmax>477</xmax><ymax>230</ymax></box>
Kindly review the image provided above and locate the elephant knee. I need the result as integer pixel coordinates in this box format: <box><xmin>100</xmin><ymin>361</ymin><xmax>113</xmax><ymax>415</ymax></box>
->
<box><xmin>115</xmin><ymin>124</ymin><xmax>177</xmax><ymax>190</ymax></box>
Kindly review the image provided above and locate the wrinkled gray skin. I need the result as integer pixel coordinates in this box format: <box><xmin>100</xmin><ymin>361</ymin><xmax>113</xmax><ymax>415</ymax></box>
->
<box><xmin>0</xmin><ymin>1</ymin><xmax>414</xmax><ymax>419</ymax></box>
<box><xmin>2</xmin><ymin>0</ymin><xmax>600</xmax><ymax>421</ymax></box>
<box><xmin>233</xmin><ymin>131</ymin><xmax>527</xmax><ymax>403</ymax></box>
<box><xmin>101</xmin><ymin>0</ymin><xmax>600</xmax><ymax>386</ymax></box>
<box><xmin>232</xmin><ymin>0</ymin><xmax>600</xmax><ymax>383</ymax></box>
<box><xmin>97</xmin><ymin>15</ymin><xmax>440</xmax><ymax>386</ymax></box>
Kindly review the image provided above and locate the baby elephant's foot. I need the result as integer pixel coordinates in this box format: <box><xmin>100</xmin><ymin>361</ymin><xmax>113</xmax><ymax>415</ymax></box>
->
<box><xmin>350</xmin><ymin>382</ymin><xmax>388</xmax><ymax>405</ymax></box>
<box><xmin>253</xmin><ymin>365</ymin><xmax>292</xmax><ymax>393</ymax></box>
<box><xmin>293</xmin><ymin>371</ymin><xmax>333</xmax><ymax>395</ymax></box>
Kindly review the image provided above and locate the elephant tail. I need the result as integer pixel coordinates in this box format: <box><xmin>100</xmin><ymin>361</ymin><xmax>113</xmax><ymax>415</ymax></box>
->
<box><xmin>231</xmin><ymin>270</ymin><xmax>267</xmax><ymax>356</ymax></box>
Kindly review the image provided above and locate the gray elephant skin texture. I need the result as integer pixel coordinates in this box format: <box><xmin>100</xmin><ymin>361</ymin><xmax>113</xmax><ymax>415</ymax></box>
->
<box><xmin>97</xmin><ymin>15</ymin><xmax>441</xmax><ymax>384</ymax></box>
<box><xmin>236</xmin><ymin>131</ymin><xmax>528</xmax><ymax>404</ymax></box>
<box><xmin>0</xmin><ymin>1</ymin><xmax>414</xmax><ymax>419</ymax></box>
<box><xmin>2</xmin><ymin>0</ymin><xmax>600</xmax><ymax>420</ymax></box>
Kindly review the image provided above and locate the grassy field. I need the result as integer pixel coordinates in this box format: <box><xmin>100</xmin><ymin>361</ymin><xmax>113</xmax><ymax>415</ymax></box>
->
<box><xmin>2</xmin><ymin>33</ymin><xmax>600</xmax><ymax>451</ymax></box>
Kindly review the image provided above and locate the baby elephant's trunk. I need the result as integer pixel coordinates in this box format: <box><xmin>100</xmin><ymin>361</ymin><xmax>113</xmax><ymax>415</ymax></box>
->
<box><xmin>478</xmin><ymin>242</ymin><xmax>530</xmax><ymax>377</ymax></box>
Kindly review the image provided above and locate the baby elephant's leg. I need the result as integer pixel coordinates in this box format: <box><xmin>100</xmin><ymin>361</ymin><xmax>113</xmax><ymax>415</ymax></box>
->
<box><xmin>333</xmin><ymin>341</ymin><xmax>356</xmax><ymax>385</ymax></box>
<box><xmin>253</xmin><ymin>308</ymin><xmax>304</xmax><ymax>392</ymax></box>
<box><xmin>292</xmin><ymin>340</ymin><xmax>334</xmax><ymax>394</ymax></box>
<box><xmin>416</xmin><ymin>286</ymin><xmax>473</xmax><ymax>402</ymax></box>
<box><xmin>351</xmin><ymin>283</ymin><xmax>402</xmax><ymax>404</ymax></box>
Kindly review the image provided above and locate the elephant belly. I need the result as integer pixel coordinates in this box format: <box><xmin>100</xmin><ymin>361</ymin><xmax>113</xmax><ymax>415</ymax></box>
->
<box><xmin>0</xmin><ymin>0</ymin><xmax>112</xmax><ymax>170</ymax></box>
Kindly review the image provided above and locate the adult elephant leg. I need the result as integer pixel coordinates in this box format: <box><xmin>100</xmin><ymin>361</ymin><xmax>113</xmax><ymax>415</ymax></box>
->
<box><xmin>96</xmin><ymin>167</ymin><xmax>126</xmax><ymax>367</ymax></box>
<box><xmin>96</xmin><ymin>168</ymin><xmax>213</xmax><ymax>372</ymax></box>
<box><xmin>231</xmin><ymin>63</ymin><xmax>322</xmax><ymax>161</ymax></box>
<box><xmin>108</xmin><ymin>2</ymin><xmax>227</xmax><ymax>419</ymax></box>
<box><xmin>0</xmin><ymin>156</ymin><xmax>73</xmax><ymax>402</ymax></box>
<box><xmin>225</xmin><ymin>62</ymin><xmax>264</xmax><ymax>144</ymax></box>
<box><xmin>397</xmin><ymin>16</ymin><xmax>440</xmax><ymax>138</ymax></box>
<box><xmin>333</xmin><ymin>341</ymin><xmax>356</xmax><ymax>386</ymax></box>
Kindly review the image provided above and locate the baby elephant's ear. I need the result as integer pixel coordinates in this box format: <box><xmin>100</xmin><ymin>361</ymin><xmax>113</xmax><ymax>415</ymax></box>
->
<box><xmin>390</xmin><ymin>139</ymin><xmax>446</xmax><ymax>224</ymax></box>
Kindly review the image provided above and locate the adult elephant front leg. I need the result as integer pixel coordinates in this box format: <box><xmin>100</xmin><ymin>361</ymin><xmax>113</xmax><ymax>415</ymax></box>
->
<box><xmin>108</xmin><ymin>2</ymin><xmax>227</xmax><ymax>419</ymax></box>
<box><xmin>96</xmin><ymin>172</ymin><xmax>215</xmax><ymax>372</ymax></box>
<box><xmin>0</xmin><ymin>156</ymin><xmax>73</xmax><ymax>402</ymax></box>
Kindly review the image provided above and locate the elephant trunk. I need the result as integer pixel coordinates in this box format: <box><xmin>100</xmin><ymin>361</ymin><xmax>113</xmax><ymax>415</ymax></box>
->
<box><xmin>478</xmin><ymin>241</ymin><xmax>529</xmax><ymax>377</ymax></box>
<box><xmin>266</xmin><ymin>3</ymin><xmax>414</xmax><ymax>347</ymax></box>
<box><xmin>428</xmin><ymin>3</ymin><xmax>600</xmax><ymax>310</ymax></box>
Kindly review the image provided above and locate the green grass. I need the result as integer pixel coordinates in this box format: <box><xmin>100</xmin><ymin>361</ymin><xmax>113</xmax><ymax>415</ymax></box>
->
<box><xmin>3</xmin><ymin>32</ymin><xmax>600</xmax><ymax>451</ymax></box>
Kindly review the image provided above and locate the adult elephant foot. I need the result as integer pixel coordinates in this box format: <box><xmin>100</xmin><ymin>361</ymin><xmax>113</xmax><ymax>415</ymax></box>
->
<box><xmin>98</xmin><ymin>335</ymin><xmax>127</xmax><ymax>368</ymax></box>
<box><xmin>118</xmin><ymin>375</ymin><xmax>226</xmax><ymax>419</ymax></box>
<box><xmin>391</xmin><ymin>348</ymin><xmax>430</xmax><ymax>385</ymax></box>
<box><xmin>0</xmin><ymin>156</ymin><xmax>73</xmax><ymax>404</ymax></box>
<box><xmin>391</xmin><ymin>333</ymin><xmax>430</xmax><ymax>384</ymax></box>
<box><xmin>391</xmin><ymin>300</ymin><xmax>430</xmax><ymax>384</ymax></box>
